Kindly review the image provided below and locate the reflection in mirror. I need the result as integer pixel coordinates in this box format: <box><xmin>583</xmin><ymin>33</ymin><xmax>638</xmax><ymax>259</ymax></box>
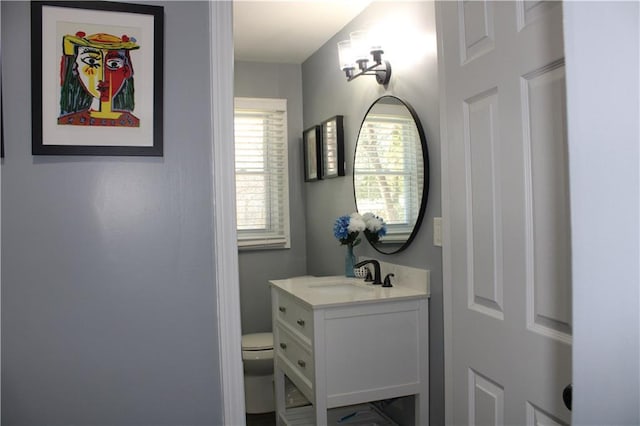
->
<box><xmin>354</xmin><ymin>96</ymin><xmax>429</xmax><ymax>254</ymax></box>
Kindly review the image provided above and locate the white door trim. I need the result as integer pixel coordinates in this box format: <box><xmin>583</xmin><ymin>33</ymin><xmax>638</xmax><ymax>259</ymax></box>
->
<box><xmin>563</xmin><ymin>3</ymin><xmax>639</xmax><ymax>422</ymax></box>
<box><xmin>209</xmin><ymin>1</ymin><xmax>245</xmax><ymax>424</ymax></box>
<box><xmin>435</xmin><ymin>2</ymin><xmax>454</xmax><ymax>424</ymax></box>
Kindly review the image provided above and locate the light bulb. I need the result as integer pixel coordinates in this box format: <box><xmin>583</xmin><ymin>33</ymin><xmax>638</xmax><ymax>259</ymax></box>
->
<box><xmin>349</xmin><ymin>30</ymin><xmax>370</xmax><ymax>62</ymax></box>
<box><xmin>337</xmin><ymin>40</ymin><xmax>354</xmax><ymax>70</ymax></box>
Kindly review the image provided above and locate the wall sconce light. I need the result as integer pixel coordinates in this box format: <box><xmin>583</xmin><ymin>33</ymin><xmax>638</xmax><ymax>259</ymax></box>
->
<box><xmin>337</xmin><ymin>29</ymin><xmax>391</xmax><ymax>85</ymax></box>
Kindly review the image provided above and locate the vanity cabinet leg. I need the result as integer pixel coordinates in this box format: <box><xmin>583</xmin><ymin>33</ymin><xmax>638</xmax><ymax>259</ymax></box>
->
<box><xmin>313</xmin><ymin>401</ymin><xmax>327</xmax><ymax>426</ymax></box>
<box><xmin>415</xmin><ymin>391</ymin><xmax>429</xmax><ymax>425</ymax></box>
<box><xmin>274</xmin><ymin>367</ymin><xmax>286</xmax><ymax>426</ymax></box>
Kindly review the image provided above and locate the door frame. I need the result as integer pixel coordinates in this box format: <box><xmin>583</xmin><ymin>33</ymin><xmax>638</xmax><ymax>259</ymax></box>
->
<box><xmin>435</xmin><ymin>2</ymin><xmax>455</xmax><ymax>423</ymax></box>
<box><xmin>209</xmin><ymin>1</ymin><xmax>246</xmax><ymax>424</ymax></box>
<box><xmin>562</xmin><ymin>2</ymin><xmax>639</xmax><ymax>423</ymax></box>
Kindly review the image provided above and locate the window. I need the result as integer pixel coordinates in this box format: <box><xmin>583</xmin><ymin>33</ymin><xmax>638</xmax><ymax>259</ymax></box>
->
<box><xmin>234</xmin><ymin>97</ymin><xmax>290</xmax><ymax>249</ymax></box>
<box><xmin>354</xmin><ymin>112</ymin><xmax>423</xmax><ymax>241</ymax></box>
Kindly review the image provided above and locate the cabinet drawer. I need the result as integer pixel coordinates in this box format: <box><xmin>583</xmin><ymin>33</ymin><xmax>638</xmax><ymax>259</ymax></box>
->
<box><xmin>275</xmin><ymin>291</ymin><xmax>313</xmax><ymax>341</ymax></box>
<box><xmin>276</xmin><ymin>325</ymin><xmax>314</xmax><ymax>385</ymax></box>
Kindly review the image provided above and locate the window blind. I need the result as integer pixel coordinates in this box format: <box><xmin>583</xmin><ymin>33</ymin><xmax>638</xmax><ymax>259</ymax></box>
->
<box><xmin>354</xmin><ymin>113</ymin><xmax>423</xmax><ymax>239</ymax></box>
<box><xmin>234</xmin><ymin>98</ymin><xmax>290</xmax><ymax>249</ymax></box>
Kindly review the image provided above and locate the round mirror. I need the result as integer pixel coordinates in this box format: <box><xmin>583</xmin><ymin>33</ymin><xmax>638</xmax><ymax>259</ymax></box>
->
<box><xmin>353</xmin><ymin>96</ymin><xmax>429</xmax><ymax>254</ymax></box>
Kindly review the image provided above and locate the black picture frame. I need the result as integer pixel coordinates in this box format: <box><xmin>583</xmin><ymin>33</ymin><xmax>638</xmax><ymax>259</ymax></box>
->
<box><xmin>1</xmin><ymin>4</ymin><xmax>3</xmax><ymax>158</ymax></box>
<box><xmin>31</xmin><ymin>1</ymin><xmax>164</xmax><ymax>156</ymax></box>
<box><xmin>1</xmin><ymin>70</ymin><xmax>3</xmax><ymax>159</ymax></box>
<box><xmin>1</xmin><ymin>88</ymin><xmax>4</xmax><ymax>159</ymax></box>
<box><xmin>321</xmin><ymin>115</ymin><xmax>345</xmax><ymax>178</ymax></box>
<box><xmin>303</xmin><ymin>125</ymin><xmax>322</xmax><ymax>182</ymax></box>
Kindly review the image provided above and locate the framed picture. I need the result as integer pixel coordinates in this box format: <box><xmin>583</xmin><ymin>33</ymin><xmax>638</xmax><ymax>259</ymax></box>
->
<box><xmin>321</xmin><ymin>115</ymin><xmax>345</xmax><ymax>178</ymax></box>
<box><xmin>1</xmin><ymin>71</ymin><xmax>3</xmax><ymax>159</ymax></box>
<box><xmin>1</xmin><ymin>85</ymin><xmax>4</xmax><ymax>159</ymax></box>
<box><xmin>1</xmin><ymin>7</ymin><xmax>3</xmax><ymax>159</ymax></box>
<box><xmin>303</xmin><ymin>125</ymin><xmax>322</xmax><ymax>182</ymax></box>
<box><xmin>0</xmin><ymin>0</ymin><xmax>3</xmax><ymax>158</ymax></box>
<box><xmin>31</xmin><ymin>1</ymin><xmax>164</xmax><ymax>156</ymax></box>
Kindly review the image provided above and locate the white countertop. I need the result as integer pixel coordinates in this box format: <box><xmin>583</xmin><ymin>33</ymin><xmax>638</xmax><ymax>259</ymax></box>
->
<box><xmin>269</xmin><ymin>275</ymin><xmax>429</xmax><ymax>309</ymax></box>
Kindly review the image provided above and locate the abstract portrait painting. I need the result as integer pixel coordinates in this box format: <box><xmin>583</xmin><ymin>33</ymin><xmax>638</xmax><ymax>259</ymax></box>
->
<box><xmin>58</xmin><ymin>31</ymin><xmax>141</xmax><ymax>128</ymax></box>
<box><xmin>32</xmin><ymin>1</ymin><xmax>164</xmax><ymax>156</ymax></box>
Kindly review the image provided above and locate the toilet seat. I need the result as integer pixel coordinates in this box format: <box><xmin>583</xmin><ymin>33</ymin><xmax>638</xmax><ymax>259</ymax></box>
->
<box><xmin>242</xmin><ymin>332</ymin><xmax>274</xmax><ymax>362</ymax></box>
<box><xmin>241</xmin><ymin>332</ymin><xmax>273</xmax><ymax>351</ymax></box>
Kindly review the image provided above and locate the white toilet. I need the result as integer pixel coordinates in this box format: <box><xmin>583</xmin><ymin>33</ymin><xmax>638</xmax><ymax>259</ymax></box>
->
<box><xmin>242</xmin><ymin>332</ymin><xmax>275</xmax><ymax>414</ymax></box>
<box><xmin>241</xmin><ymin>332</ymin><xmax>309</xmax><ymax>414</ymax></box>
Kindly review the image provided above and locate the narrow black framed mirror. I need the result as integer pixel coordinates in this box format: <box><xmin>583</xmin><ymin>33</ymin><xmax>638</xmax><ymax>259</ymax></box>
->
<box><xmin>353</xmin><ymin>96</ymin><xmax>429</xmax><ymax>254</ymax></box>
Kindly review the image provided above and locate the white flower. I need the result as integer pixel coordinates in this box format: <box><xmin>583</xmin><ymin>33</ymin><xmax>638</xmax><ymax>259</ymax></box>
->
<box><xmin>347</xmin><ymin>212</ymin><xmax>366</xmax><ymax>233</ymax></box>
<box><xmin>363</xmin><ymin>212</ymin><xmax>384</xmax><ymax>231</ymax></box>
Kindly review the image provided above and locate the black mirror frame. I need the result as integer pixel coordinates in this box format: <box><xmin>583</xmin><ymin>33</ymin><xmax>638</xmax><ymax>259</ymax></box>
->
<box><xmin>353</xmin><ymin>95</ymin><xmax>430</xmax><ymax>255</ymax></box>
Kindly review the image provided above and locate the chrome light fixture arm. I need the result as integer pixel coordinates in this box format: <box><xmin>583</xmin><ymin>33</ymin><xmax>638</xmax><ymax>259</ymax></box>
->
<box><xmin>338</xmin><ymin>36</ymin><xmax>392</xmax><ymax>86</ymax></box>
<box><xmin>343</xmin><ymin>59</ymin><xmax>391</xmax><ymax>85</ymax></box>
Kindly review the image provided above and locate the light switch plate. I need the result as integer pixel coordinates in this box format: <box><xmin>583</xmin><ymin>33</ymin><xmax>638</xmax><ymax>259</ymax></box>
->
<box><xmin>434</xmin><ymin>217</ymin><xmax>442</xmax><ymax>247</ymax></box>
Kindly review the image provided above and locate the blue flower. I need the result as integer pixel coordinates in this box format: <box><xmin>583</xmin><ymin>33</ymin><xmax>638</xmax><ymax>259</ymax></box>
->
<box><xmin>333</xmin><ymin>215</ymin><xmax>351</xmax><ymax>240</ymax></box>
<box><xmin>333</xmin><ymin>213</ymin><xmax>364</xmax><ymax>246</ymax></box>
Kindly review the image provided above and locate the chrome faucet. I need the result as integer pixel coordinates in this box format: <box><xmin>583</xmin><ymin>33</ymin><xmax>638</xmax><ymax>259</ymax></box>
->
<box><xmin>354</xmin><ymin>259</ymin><xmax>382</xmax><ymax>285</ymax></box>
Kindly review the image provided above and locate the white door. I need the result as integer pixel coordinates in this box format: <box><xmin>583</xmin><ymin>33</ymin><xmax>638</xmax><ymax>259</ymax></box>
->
<box><xmin>439</xmin><ymin>1</ymin><xmax>572</xmax><ymax>424</ymax></box>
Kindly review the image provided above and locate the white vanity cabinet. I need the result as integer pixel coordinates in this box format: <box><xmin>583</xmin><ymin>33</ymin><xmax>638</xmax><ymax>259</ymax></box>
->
<box><xmin>270</xmin><ymin>276</ymin><xmax>429</xmax><ymax>425</ymax></box>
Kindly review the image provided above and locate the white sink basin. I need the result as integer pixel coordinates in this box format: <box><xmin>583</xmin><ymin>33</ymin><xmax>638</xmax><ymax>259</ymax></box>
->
<box><xmin>307</xmin><ymin>281</ymin><xmax>374</xmax><ymax>296</ymax></box>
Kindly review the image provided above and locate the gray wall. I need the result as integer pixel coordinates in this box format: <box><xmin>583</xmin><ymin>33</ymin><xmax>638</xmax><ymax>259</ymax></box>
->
<box><xmin>234</xmin><ymin>61</ymin><xmax>307</xmax><ymax>334</ymax></box>
<box><xmin>1</xmin><ymin>2</ymin><xmax>223</xmax><ymax>424</ymax></box>
<box><xmin>301</xmin><ymin>2</ymin><xmax>444</xmax><ymax>424</ymax></box>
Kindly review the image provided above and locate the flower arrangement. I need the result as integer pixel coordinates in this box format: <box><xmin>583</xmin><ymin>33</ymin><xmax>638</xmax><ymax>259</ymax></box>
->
<box><xmin>333</xmin><ymin>212</ymin><xmax>387</xmax><ymax>246</ymax></box>
<box><xmin>333</xmin><ymin>212</ymin><xmax>366</xmax><ymax>247</ymax></box>
<box><xmin>362</xmin><ymin>212</ymin><xmax>387</xmax><ymax>243</ymax></box>
<box><xmin>334</xmin><ymin>212</ymin><xmax>387</xmax><ymax>277</ymax></box>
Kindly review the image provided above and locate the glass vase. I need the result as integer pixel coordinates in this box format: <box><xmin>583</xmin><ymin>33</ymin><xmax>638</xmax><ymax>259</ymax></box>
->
<box><xmin>344</xmin><ymin>244</ymin><xmax>356</xmax><ymax>277</ymax></box>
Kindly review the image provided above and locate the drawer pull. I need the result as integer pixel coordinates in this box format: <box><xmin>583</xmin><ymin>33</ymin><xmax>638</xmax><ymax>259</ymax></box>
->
<box><xmin>278</xmin><ymin>306</ymin><xmax>286</xmax><ymax>313</ymax></box>
<box><xmin>297</xmin><ymin>360</ymin><xmax>306</xmax><ymax>368</ymax></box>
<box><xmin>279</xmin><ymin>342</ymin><xmax>287</xmax><ymax>350</ymax></box>
<box><xmin>296</xmin><ymin>319</ymin><xmax>305</xmax><ymax>327</ymax></box>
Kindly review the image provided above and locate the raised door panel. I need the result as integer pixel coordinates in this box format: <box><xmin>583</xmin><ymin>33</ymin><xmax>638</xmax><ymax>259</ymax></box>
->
<box><xmin>526</xmin><ymin>402</ymin><xmax>568</xmax><ymax>426</ymax></box>
<box><xmin>469</xmin><ymin>369</ymin><xmax>504</xmax><ymax>426</ymax></box>
<box><xmin>464</xmin><ymin>88</ymin><xmax>504</xmax><ymax>320</ymax></box>
<box><xmin>459</xmin><ymin>0</ymin><xmax>495</xmax><ymax>64</ymax></box>
<box><xmin>522</xmin><ymin>59</ymin><xmax>572</xmax><ymax>342</ymax></box>
<box><xmin>516</xmin><ymin>1</ymin><xmax>561</xmax><ymax>31</ymax></box>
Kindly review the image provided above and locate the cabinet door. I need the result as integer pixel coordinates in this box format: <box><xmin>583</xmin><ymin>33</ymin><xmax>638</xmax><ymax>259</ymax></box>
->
<box><xmin>321</xmin><ymin>301</ymin><xmax>426</xmax><ymax>408</ymax></box>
